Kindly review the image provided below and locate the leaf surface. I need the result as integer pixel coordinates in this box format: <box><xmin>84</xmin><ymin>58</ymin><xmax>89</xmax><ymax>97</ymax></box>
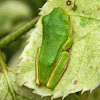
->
<box><xmin>17</xmin><ymin>0</ymin><xmax>100</xmax><ymax>98</ymax></box>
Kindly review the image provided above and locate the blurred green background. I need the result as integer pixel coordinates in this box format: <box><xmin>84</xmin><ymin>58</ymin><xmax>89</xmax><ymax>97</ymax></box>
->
<box><xmin>0</xmin><ymin>0</ymin><xmax>45</xmax><ymax>38</ymax></box>
<box><xmin>0</xmin><ymin>0</ymin><xmax>45</xmax><ymax>69</ymax></box>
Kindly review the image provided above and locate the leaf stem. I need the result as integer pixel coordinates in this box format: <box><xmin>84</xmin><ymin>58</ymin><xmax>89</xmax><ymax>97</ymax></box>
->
<box><xmin>0</xmin><ymin>17</ymin><xmax>39</xmax><ymax>49</ymax></box>
<box><xmin>0</xmin><ymin>50</ymin><xmax>17</xmax><ymax>100</ymax></box>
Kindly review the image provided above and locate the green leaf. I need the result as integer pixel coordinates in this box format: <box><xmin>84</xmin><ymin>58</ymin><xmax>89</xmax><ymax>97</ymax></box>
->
<box><xmin>0</xmin><ymin>50</ymin><xmax>47</xmax><ymax>100</ymax></box>
<box><xmin>0</xmin><ymin>70</ymin><xmax>43</xmax><ymax>100</ymax></box>
<box><xmin>17</xmin><ymin>0</ymin><xmax>100</xmax><ymax>99</ymax></box>
<box><xmin>0</xmin><ymin>17</ymin><xmax>39</xmax><ymax>49</ymax></box>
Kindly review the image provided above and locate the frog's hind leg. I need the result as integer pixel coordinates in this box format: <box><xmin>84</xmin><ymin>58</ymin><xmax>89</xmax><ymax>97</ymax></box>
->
<box><xmin>46</xmin><ymin>51</ymin><xmax>70</xmax><ymax>89</ymax></box>
<box><xmin>36</xmin><ymin>47</ymin><xmax>41</xmax><ymax>86</ymax></box>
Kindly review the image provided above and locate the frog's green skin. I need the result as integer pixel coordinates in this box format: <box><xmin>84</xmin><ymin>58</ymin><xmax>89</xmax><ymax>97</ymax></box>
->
<box><xmin>36</xmin><ymin>7</ymin><xmax>73</xmax><ymax>89</ymax></box>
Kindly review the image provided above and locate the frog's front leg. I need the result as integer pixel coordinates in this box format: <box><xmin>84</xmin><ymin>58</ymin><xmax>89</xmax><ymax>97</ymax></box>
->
<box><xmin>63</xmin><ymin>37</ymin><xmax>73</xmax><ymax>50</ymax></box>
<box><xmin>46</xmin><ymin>37</ymin><xmax>73</xmax><ymax>89</ymax></box>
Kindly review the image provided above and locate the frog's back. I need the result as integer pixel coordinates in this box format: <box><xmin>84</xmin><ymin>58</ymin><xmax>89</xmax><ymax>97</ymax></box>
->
<box><xmin>38</xmin><ymin>8</ymin><xmax>70</xmax><ymax>84</ymax></box>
